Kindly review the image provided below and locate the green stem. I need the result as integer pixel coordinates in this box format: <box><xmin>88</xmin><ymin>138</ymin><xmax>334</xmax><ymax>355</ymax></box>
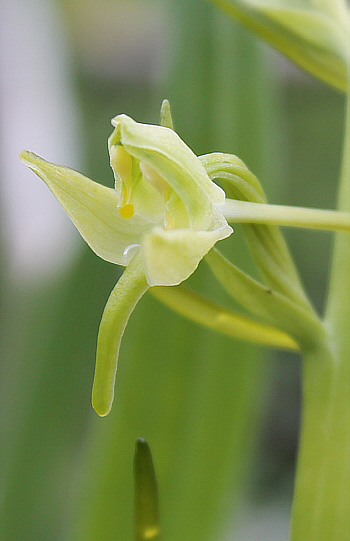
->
<box><xmin>290</xmin><ymin>341</ymin><xmax>350</xmax><ymax>540</ymax></box>
<box><xmin>290</xmin><ymin>78</ymin><xmax>350</xmax><ymax>540</ymax></box>
<box><xmin>222</xmin><ymin>199</ymin><xmax>350</xmax><ymax>232</ymax></box>
<box><xmin>205</xmin><ymin>248</ymin><xmax>322</xmax><ymax>350</ymax></box>
<box><xmin>202</xmin><ymin>153</ymin><xmax>313</xmax><ymax>309</ymax></box>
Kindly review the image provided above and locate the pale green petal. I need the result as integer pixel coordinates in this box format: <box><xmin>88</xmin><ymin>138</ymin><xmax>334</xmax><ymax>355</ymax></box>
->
<box><xmin>92</xmin><ymin>253</ymin><xmax>148</xmax><ymax>417</ymax></box>
<box><xmin>141</xmin><ymin>216</ymin><xmax>232</xmax><ymax>286</ymax></box>
<box><xmin>19</xmin><ymin>151</ymin><xmax>152</xmax><ymax>266</ymax></box>
<box><xmin>109</xmin><ymin>115</ymin><xmax>226</xmax><ymax>230</ymax></box>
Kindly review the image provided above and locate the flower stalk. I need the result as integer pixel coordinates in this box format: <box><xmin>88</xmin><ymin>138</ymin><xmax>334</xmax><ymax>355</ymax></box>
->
<box><xmin>222</xmin><ymin>198</ymin><xmax>350</xmax><ymax>232</ymax></box>
<box><xmin>290</xmin><ymin>340</ymin><xmax>350</xmax><ymax>540</ymax></box>
<box><xmin>290</xmin><ymin>80</ymin><xmax>350</xmax><ymax>541</ymax></box>
<box><xmin>19</xmin><ymin>80</ymin><xmax>349</xmax><ymax>536</ymax></box>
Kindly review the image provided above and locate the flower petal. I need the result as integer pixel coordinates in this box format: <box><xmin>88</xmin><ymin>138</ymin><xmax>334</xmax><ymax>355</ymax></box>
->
<box><xmin>141</xmin><ymin>213</ymin><xmax>232</xmax><ymax>286</ymax></box>
<box><xmin>19</xmin><ymin>151</ymin><xmax>151</xmax><ymax>265</ymax></box>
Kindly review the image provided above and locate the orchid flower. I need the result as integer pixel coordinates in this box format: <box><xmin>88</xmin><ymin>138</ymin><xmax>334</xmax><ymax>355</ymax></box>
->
<box><xmin>19</xmin><ymin>106</ymin><xmax>232</xmax><ymax>416</ymax></box>
<box><xmin>19</xmin><ymin>102</ymin><xmax>350</xmax><ymax>417</ymax></box>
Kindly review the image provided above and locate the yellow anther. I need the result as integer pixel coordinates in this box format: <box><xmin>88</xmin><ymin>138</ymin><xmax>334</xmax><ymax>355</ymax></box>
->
<box><xmin>119</xmin><ymin>203</ymin><xmax>134</xmax><ymax>219</ymax></box>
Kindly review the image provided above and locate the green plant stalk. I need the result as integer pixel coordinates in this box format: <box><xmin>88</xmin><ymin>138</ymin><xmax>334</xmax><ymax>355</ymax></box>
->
<box><xmin>222</xmin><ymin>199</ymin><xmax>350</xmax><ymax>232</ymax></box>
<box><xmin>205</xmin><ymin>249</ymin><xmax>324</xmax><ymax>349</ymax></box>
<box><xmin>325</xmin><ymin>84</ymin><xmax>350</xmax><ymax>360</ymax></box>
<box><xmin>290</xmin><ymin>87</ymin><xmax>350</xmax><ymax>540</ymax></box>
<box><xmin>290</xmin><ymin>341</ymin><xmax>350</xmax><ymax>540</ymax></box>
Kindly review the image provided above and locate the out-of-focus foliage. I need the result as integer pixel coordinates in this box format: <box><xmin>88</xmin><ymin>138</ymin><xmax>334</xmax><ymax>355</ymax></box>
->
<box><xmin>207</xmin><ymin>0</ymin><xmax>349</xmax><ymax>91</ymax></box>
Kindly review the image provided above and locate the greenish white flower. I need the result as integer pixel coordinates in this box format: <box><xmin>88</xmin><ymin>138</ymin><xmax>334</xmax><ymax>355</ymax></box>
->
<box><xmin>19</xmin><ymin>111</ymin><xmax>232</xmax><ymax>416</ymax></box>
<box><xmin>20</xmin><ymin>115</ymin><xmax>231</xmax><ymax>287</ymax></box>
<box><xmin>107</xmin><ymin>114</ymin><xmax>232</xmax><ymax>285</ymax></box>
<box><xmin>20</xmin><ymin>106</ymin><xmax>347</xmax><ymax>417</ymax></box>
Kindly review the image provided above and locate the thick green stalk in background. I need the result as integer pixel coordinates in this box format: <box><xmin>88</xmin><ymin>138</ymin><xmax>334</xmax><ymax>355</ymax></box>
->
<box><xmin>291</xmin><ymin>341</ymin><xmax>350</xmax><ymax>540</ymax></box>
<box><xmin>290</xmin><ymin>88</ymin><xmax>350</xmax><ymax>541</ymax></box>
<box><xmin>325</xmin><ymin>87</ymin><xmax>350</xmax><ymax>374</ymax></box>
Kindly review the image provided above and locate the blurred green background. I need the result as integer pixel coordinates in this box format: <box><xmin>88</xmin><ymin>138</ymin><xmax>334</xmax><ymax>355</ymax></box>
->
<box><xmin>0</xmin><ymin>1</ymin><xmax>345</xmax><ymax>540</ymax></box>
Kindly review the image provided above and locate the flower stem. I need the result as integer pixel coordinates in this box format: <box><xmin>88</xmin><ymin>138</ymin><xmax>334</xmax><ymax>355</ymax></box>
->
<box><xmin>222</xmin><ymin>199</ymin><xmax>350</xmax><ymax>232</ymax></box>
<box><xmin>325</xmin><ymin>84</ymin><xmax>350</xmax><ymax>344</ymax></box>
<box><xmin>290</xmin><ymin>80</ymin><xmax>350</xmax><ymax>540</ymax></box>
<box><xmin>290</xmin><ymin>341</ymin><xmax>350</xmax><ymax>540</ymax></box>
